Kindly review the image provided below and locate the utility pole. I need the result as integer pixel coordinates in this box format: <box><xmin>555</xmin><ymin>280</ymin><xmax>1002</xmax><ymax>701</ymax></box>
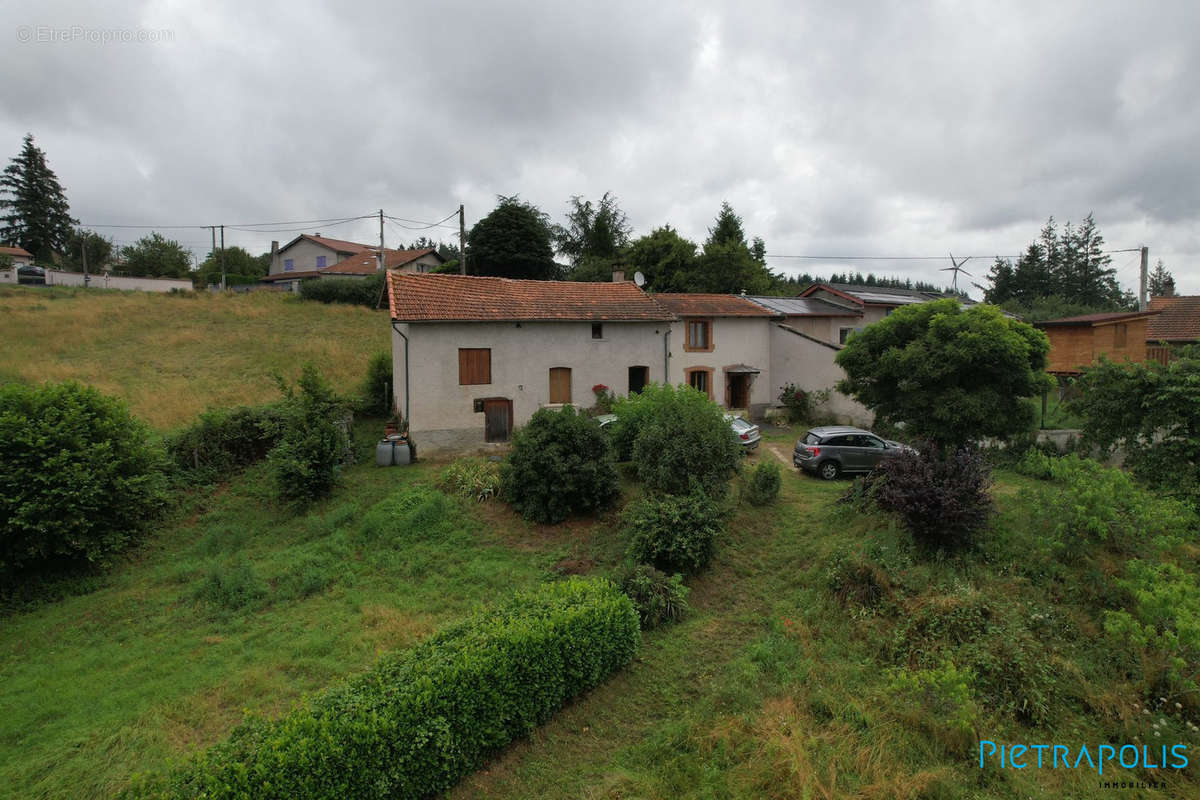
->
<box><xmin>378</xmin><ymin>209</ymin><xmax>385</xmax><ymax>272</ymax></box>
<box><xmin>81</xmin><ymin>237</ymin><xmax>89</xmax><ymax>287</ymax></box>
<box><xmin>458</xmin><ymin>204</ymin><xmax>466</xmax><ymax>275</ymax></box>
<box><xmin>210</xmin><ymin>226</ymin><xmax>217</xmax><ymax>290</ymax></box>
<box><xmin>1139</xmin><ymin>246</ymin><xmax>1149</xmax><ymax>311</ymax></box>
<box><xmin>219</xmin><ymin>224</ymin><xmax>226</xmax><ymax>291</ymax></box>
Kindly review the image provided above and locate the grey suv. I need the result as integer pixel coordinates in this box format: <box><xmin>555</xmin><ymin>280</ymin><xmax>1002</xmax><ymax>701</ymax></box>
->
<box><xmin>793</xmin><ymin>426</ymin><xmax>909</xmax><ymax>480</ymax></box>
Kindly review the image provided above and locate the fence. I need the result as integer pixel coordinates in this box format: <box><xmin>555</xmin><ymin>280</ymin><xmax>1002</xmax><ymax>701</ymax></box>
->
<box><xmin>1146</xmin><ymin>344</ymin><xmax>1175</xmax><ymax>366</ymax></box>
<box><xmin>44</xmin><ymin>270</ymin><xmax>194</xmax><ymax>293</ymax></box>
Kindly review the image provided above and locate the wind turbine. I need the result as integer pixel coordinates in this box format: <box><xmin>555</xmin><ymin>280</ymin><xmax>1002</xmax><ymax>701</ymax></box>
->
<box><xmin>941</xmin><ymin>252</ymin><xmax>972</xmax><ymax>293</ymax></box>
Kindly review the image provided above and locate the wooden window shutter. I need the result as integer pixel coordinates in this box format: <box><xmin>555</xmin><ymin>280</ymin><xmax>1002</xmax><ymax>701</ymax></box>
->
<box><xmin>458</xmin><ymin>348</ymin><xmax>491</xmax><ymax>385</ymax></box>
<box><xmin>549</xmin><ymin>367</ymin><xmax>572</xmax><ymax>404</ymax></box>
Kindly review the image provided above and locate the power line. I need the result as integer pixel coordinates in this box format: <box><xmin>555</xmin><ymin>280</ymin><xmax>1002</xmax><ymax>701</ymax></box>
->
<box><xmin>768</xmin><ymin>247</ymin><xmax>1143</xmax><ymax>261</ymax></box>
<box><xmin>383</xmin><ymin>210</ymin><xmax>459</xmax><ymax>231</ymax></box>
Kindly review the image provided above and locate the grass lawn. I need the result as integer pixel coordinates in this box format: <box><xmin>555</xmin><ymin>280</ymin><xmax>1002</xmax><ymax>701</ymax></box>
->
<box><xmin>0</xmin><ymin>285</ymin><xmax>388</xmax><ymax>430</ymax></box>
<box><xmin>3</xmin><ymin>425</ymin><xmax>1197</xmax><ymax>798</ymax></box>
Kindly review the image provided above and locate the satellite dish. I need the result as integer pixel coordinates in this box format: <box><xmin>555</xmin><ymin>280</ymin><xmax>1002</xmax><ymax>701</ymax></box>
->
<box><xmin>633</xmin><ymin>271</ymin><xmax>645</xmax><ymax>287</ymax></box>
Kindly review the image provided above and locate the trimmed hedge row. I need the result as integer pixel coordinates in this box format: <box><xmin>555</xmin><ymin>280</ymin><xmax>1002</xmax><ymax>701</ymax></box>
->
<box><xmin>298</xmin><ymin>272</ymin><xmax>386</xmax><ymax>307</ymax></box>
<box><xmin>131</xmin><ymin>577</ymin><xmax>639</xmax><ymax>799</ymax></box>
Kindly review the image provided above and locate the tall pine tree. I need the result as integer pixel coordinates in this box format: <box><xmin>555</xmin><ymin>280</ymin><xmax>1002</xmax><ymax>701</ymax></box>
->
<box><xmin>0</xmin><ymin>134</ymin><xmax>75</xmax><ymax>262</ymax></box>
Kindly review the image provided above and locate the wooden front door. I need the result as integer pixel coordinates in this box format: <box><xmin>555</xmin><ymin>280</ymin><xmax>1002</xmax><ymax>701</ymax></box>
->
<box><xmin>727</xmin><ymin>373</ymin><xmax>751</xmax><ymax>409</ymax></box>
<box><xmin>483</xmin><ymin>398</ymin><xmax>512</xmax><ymax>442</ymax></box>
<box><xmin>549</xmin><ymin>367</ymin><xmax>572</xmax><ymax>404</ymax></box>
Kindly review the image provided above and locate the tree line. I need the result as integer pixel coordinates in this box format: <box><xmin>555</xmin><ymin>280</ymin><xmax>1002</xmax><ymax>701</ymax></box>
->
<box><xmin>1</xmin><ymin>133</ymin><xmax>1176</xmax><ymax>303</ymax></box>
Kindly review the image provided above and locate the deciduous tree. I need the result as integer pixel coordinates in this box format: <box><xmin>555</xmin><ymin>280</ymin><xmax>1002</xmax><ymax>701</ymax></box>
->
<box><xmin>466</xmin><ymin>196</ymin><xmax>559</xmax><ymax>280</ymax></box>
<box><xmin>120</xmin><ymin>232</ymin><xmax>192</xmax><ymax>278</ymax></box>
<box><xmin>835</xmin><ymin>299</ymin><xmax>1054</xmax><ymax>446</ymax></box>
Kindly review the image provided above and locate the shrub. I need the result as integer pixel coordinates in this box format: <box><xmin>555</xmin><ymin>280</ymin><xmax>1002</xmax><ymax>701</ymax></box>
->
<box><xmin>632</xmin><ymin>385</ymin><xmax>740</xmax><ymax>497</ymax></box>
<box><xmin>131</xmin><ymin>578</ymin><xmax>639</xmax><ymax>800</ymax></box>
<box><xmin>298</xmin><ymin>271</ymin><xmax>386</xmax><ymax>307</ymax></box>
<box><xmin>591</xmin><ymin>383</ymin><xmax>615</xmax><ymax>413</ymax></box>
<box><xmin>865</xmin><ymin>446</ymin><xmax>993</xmax><ymax>551</ymax></box>
<box><xmin>268</xmin><ymin>365</ymin><xmax>350</xmax><ymax>503</ymax></box>
<box><xmin>625</xmin><ymin>489</ymin><xmax>727</xmax><ymax>574</ymax></box>
<box><xmin>440</xmin><ymin>458</ymin><xmax>501</xmax><ymax>502</ymax></box>
<box><xmin>888</xmin><ymin>661</ymin><xmax>978</xmax><ymax>754</ymax></box>
<box><xmin>614</xmin><ymin>563</ymin><xmax>690</xmax><ymax>628</ymax></box>
<box><xmin>777</xmin><ymin>384</ymin><xmax>830</xmax><ymax>424</ymax></box>
<box><xmin>165</xmin><ymin>404</ymin><xmax>288</xmax><ymax>481</ymax></box>
<box><xmin>609</xmin><ymin>383</ymin><xmax>676</xmax><ymax>461</ymax></box>
<box><xmin>1015</xmin><ymin>454</ymin><xmax>1196</xmax><ymax>561</ymax></box>
<box><xmin>357</xmin><ymin>351</ymin><xmax>393</xmax><ymax>417</ymax></box>
<box><xmin>501</xmin><ymin>406</ymin><xmax>620</xmax><ymax>524</ymax></box>
<box><xmin>0</xmin><ymin>381</ymin><xmax>168</xmax><ymax>578</ymax></box>
<box><xmin>744</xmin><ymin>460</ymin><xmax>781</xmax><ymax>505</ymax></box>
<box><xmin>1105</xmin><ymin>560</ymin><xmax>1200</xmax><ymax>703</ymax></box>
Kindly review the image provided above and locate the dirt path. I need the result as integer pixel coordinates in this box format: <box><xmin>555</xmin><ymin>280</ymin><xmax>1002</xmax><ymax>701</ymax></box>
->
<box><xmin>764</xmin><ymin>441</ymin><xmax>794</xmax><ymax>468</ymax></box>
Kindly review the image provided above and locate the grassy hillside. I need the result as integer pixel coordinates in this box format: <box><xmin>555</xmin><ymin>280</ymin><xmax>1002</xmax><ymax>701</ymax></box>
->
<box><xmin>2</xmin><ymin>434</ymin><xmax>1197</xmax><ymax>798</ymax></box>
<box><xmin>0</xmin><ymin>286</ymin><xmax>388</xmax><ymax>429</ymax></box>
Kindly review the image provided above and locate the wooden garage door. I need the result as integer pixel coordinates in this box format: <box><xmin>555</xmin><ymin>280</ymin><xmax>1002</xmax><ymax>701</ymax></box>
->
<box><xmin>549</xmin><ymin>367</ymin><xmax>572</xmax><ymax>404</ymax></box>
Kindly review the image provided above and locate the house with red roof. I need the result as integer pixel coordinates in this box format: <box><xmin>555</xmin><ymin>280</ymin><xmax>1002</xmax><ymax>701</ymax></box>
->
<box><xmin>0</xmin><ymin>245</ymin><xmax>34</xmax><ymax>284</ymax></box>
<box><xmin>261</xmin><ymin>233</ymin><xmax>445</xmax><ymax>290</ymax></box>
<box><xmin>387</xmin><ymin>274</ymin><xmax>872</xmax><ymax>454</ymax></box>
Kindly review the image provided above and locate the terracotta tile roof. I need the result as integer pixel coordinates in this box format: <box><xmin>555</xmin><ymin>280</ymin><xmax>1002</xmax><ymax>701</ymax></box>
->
<box><xmin>1036</xmin><ymin>310</ymin><xmax>1159</xmax><ymax>327</ymax></box>
<box><xmin>388</xmin><ymin>273</ymin><xmax>676</xmax><ymax>322</ymax></box>
<box><xmin>1147</xmin><ymin>295</ymin><xmax>1200</xmax><ymax>342</ymax></box>
<box><xmin>326</xmin><ymin>247</ymin><xmax>442</xmax><ymax>274</ymax></box>
<box><xmin>0</xmin><ymin>245</ymin><xmax>33</xmax><ymax>258</ymax></box>
<box><xmin>652</xmin><ymin>293</ymin><xmax>778</xmax><ymax>318</ymax></box>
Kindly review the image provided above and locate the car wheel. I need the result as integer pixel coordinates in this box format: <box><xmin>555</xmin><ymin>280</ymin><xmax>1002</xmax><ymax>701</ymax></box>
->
<box><xmin>818</xmin><ymin>460</ymin><xmax>840</xmax><ymax>481</ymax></box>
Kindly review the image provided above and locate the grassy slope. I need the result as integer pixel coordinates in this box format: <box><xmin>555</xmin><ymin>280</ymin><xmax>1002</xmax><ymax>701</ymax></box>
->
<box><xmin>4</xmin><ymin>437</ymin><xmax>1196</xmax><ymax>798</ymax></box>
<box><xmin>0</xmin><ymin>285</ymin><xmax>388</xmax><ymax>430</ymax></box>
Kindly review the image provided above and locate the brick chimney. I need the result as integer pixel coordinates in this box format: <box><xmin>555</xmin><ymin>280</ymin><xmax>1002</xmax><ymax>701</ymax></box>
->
<box><xmin>612</xmin><ymin>269</ymin><xmax>625</xmax><ymax>282</ymax></box>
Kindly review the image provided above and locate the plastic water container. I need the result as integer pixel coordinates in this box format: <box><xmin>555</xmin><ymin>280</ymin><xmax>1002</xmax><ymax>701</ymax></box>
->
<box><xmin>392</xmin><ymin>441</ymin><xmax>411</xmax><ymax>465</ymax></box>
<box><xmin>376</xmin><ymin>439</ymin><xmax>395</xmax><ymax>466</ymax></box>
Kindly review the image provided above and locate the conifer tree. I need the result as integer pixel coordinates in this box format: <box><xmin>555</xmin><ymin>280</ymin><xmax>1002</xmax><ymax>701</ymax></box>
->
<box><xmin>0</xmin><ymin>134</ymin><xmax>75</xmax><ymax>262</ymax></box>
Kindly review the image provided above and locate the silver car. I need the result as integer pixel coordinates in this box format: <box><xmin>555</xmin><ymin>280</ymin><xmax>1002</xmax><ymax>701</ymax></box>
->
<box><xmin>793</xmin><ymin>425</ymin><xmax>909</xmax><ymax>480</ymax></box>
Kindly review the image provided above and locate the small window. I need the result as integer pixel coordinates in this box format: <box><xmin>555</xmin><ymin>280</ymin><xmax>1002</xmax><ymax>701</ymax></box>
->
<box><xmin>316</xmin><ymin>255</ymin><xmax>327</xmax><ymax>269</ymax></box>
<box><xmin>592</xmin><ymin>322</ymin><xmax>603</xmax><ymax>339</ymax></box>
<box><xmin>861</xmin><ymin>436</ymin><xmax>886</xmax><ymax>449</ymax></box>
<box><xmin>839</xmin><ymin>327</ymin><xmax>853</xmax><ymax>345</ymax></box>
<box><xmin>685</xmin><ymin>319</ymin><xmax>712</xmax><ymax>351</ymax></box>
<box><xmin>549</xmin><ymin>367</ymin><xmax>572</xmax><ymax>404</ymax></box>
<box><xmin>628</xmin><ymin>365</ymin><xmax>649</xmax><ymax>394</ymax></box>
<box><xmin>458</xmin><ymin>348</ymin><xmax>491</xmax><ymax>385</ymax></box>
<box><xmin>284</xmin><ymin>258</ymin><xmax>294</xmax><ymax>271</ymax></box>
<box><xmin>686</xmin><ymin>368</ymin><xmax>711</xmax><ymax>397</ymax></box>
<box><xmin>1113</xmin><ymin>323</ymin><xmax>1128</xmax><ymax>348</ymax></box>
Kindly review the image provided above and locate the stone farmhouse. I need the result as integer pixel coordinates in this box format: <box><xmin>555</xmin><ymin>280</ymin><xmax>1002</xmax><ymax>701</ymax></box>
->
<box><xmin>388</xmin><ymin>272</ymin><xmax>878</xmax><ymax>455</ymax></box>
<box><xmin>261</xmin><ymin>234</ymin><xmax>445</xmax><ymax>291</ymax></box>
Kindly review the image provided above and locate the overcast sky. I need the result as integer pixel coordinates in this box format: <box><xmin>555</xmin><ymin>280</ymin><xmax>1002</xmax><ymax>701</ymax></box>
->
<box><xmin>2</xmin><ymin>0</ymin><xmax>1198</xmax><ymax>295</ymax></box>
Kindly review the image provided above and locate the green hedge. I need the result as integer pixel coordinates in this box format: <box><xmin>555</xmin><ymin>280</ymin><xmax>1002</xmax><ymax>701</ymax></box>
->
<box><xmin>298</xmin><ymin>272</ymin><xmax>386</xmax><ymax>307</ymax></box>
<box><xmin>131</xmin><ymin>577</ymin><xmax>639</xmax><ymax>799</ymax></box>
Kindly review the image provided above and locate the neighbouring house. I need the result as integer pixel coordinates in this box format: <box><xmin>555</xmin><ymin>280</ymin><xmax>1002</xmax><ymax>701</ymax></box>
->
<box><xmin>652</xmin><ymin>293</ymin><xmax>777</xmax><ymax>412</ymax></box>
<box><xmin>0</xmin><ymin>245</ymin><xmax>34</xmax><ymax>283</ymax></box>
<box><xmin>388</xmin><ymin>275</ymin><xmax>874</xmax><ymax>455</ymax></box>
<box><xmin>746</xmin><ymin>295</ymin><xmax>865</xmax><ymax>344</ymax></box>
<box><xmin>797</xmin><ymin>283</ymin><xmax>975</xmax><ymax>343</ymax></box>
<box><xmin>389</xmin><ymin>273</ymin><xmax>676</xmax><ymax>454</ymax></box>
<box><xmin>1145</xmin><ymin>295</ymin><xmax>1200</xmax><ymax>363</ymax></box>
<box><xmin>261</xmin><ymin>234</ymin><xmax>445</xmax><ymax>291</ymax></box>
<box><xmin>1036</xmin><ymin>310</ymin><xmax>1160</xmax><ymax>375</ymax></box>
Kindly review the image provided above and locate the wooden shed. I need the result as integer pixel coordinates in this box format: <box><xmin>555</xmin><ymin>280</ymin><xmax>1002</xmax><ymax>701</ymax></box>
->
<box><xmin>1036</xmin><ymin>310</ymin><xmax>1160</xmax><ymax>375</ymax></box>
